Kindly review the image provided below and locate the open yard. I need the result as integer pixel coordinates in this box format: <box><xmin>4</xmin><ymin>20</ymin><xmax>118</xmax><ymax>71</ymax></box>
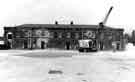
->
<box><xmin>0</xmin><ymin>45</ymin><xmax>135</xmax><ymax>82</ymax></box>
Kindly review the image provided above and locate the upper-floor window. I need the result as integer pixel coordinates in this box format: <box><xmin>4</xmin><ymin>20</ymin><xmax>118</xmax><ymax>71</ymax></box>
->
<box><xmin>8</xmin><ymin>34</ymin><xmax>12</xmax><ymax>39</ymax></box>
<box><xmin>66</xmin><ymin>32</ymin><xmax>71</xmax><ymax>38</ymax></box>
<box><xmin>58</xmin><ymin>32</ymin><xmax>62</xmax><ymax>38</ymax></box>
<box><xmin>54</xmin><ymin>32</ymin><xmax>58</xmax><ymax>38</ymax></box>
<box><xmin>42</xmin><ymin>30</ymin><xmax>50</xmax><ymax>37</ymax></box>
<box><xmin>25</xmin><ymin>31</ymin><xmax>31</xmax><ymax>37</ymax></box>
<box><xmin>84</xmin><ymin>31</ymin><xmax>95</xmax><ymax>39</ymax></box>
<box><xmin>50</xmin><ymin>32</ymin><xmax>54</xmax><ymax>38</ymax></box>
<box><xmin>35</xmin><ymin>30</ymin><xmax>42</xmax><ymax>36</ymax></box>
<box><xmin>7</xmin><ymin>32</ymin><xmax>13</xmax><ymax>39</ymax></box>
<box><xmin>75</xmin><ymin>33</ymin><xmax>79</xmax><ymax>39</ymax></box>
<box><xmin>50</xmin><ymin>32</ymin><xmax>61</xmax><ymax>39</ymax></box>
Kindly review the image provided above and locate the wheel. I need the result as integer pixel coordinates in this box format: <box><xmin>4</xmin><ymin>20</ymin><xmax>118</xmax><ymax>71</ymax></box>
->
<box><xmin>78</xmin><ymin>49</ymin><xmax>83</xmax><ymax>52</ymax></box>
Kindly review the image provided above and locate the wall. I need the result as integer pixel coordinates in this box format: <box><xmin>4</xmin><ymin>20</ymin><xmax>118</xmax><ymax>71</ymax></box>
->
<box><xmin>4</xmin><ymin>26</ymin><xmax>124</xmax><ymax>50</ymax></box>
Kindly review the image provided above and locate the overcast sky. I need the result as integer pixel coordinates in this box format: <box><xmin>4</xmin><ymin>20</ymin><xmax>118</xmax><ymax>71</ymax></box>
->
<box><xmin>0</xmin><ymin>0</ymin><xmax>134</xmax><ymax>35</ymax></box>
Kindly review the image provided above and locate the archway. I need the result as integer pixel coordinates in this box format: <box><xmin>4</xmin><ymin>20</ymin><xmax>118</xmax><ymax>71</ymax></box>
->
<box><xmin>36</xmin><ymin>38</ymin><xmax>49</xmax><ymax>49</ymax></box>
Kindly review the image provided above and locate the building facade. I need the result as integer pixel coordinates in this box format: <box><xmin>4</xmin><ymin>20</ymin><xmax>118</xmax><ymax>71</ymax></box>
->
<box><xmin>4</xmin><ymin>24</ymin><xmax>124</xmax><ymax>50</ymax></box>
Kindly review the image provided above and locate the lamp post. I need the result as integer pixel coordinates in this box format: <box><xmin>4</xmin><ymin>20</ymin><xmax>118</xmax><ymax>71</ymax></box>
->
<box><xmin>30</xmin><ymin>28</ymin><xmax>33</xmax><ymax>50</ymax></box>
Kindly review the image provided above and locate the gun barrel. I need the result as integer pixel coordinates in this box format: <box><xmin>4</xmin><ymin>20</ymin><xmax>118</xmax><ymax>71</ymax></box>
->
<box><xmin>102</xmin><ymin>6</ymin><xmax>113</xmax><ymax>25</ymax></box>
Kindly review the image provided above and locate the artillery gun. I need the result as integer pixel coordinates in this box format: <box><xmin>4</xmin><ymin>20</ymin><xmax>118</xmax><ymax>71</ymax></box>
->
<box><xmin>78</xmin><ymin>6</ymin><xmax>113</xmax><ymax>52</ymax></box>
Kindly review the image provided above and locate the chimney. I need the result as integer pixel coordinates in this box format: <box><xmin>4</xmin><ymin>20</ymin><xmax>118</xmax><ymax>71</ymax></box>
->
<box><xmin>55</xmin><ymin>21</ymin><xmax>58</xmax><ymax>25</ymax></box>
<box><xmin>70</xmin><ymin>21</ymin><xmax>73</xmax><ymax>25</ymax></box>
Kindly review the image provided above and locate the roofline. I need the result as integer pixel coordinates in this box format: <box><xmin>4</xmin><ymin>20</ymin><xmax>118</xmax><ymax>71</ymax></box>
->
<box><xmin>4</xmin><ymin>24</ymin><xmax>124</xmax><ymax>31</ymax></box>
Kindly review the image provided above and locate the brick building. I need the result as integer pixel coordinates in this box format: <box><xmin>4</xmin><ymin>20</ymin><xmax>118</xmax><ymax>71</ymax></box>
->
<box><xmin>4</xmin><ymin>23</ymin><xmax>124</xmax><ymax>50</ymax></box>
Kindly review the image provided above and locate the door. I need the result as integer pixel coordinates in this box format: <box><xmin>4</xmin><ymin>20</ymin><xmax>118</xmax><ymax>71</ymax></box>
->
<box><xmin>41</xmin><ymin>41</ymin><xmax>45</xmax><ymax>49</ymax></box>
<box><xmin>65</xmin><ymin>41</ymin><xmax>70</xmax><ymax>50</ymax></box>
<box><xmin>24</xmin><ymin>40</ymin><xmax>28</xmax><ymax>49</ymax></box>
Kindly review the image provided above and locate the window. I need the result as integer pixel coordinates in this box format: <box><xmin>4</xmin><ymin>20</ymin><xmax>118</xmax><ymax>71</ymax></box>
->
<box><xmin>35</xmin><ymin>30</ymin><xmax>42</xmax><ymax>37</ymax></box>
<box><xmin>7</xmin><ymin>32</ymin><xmax>13</xmax><ymax>39</ymax></box>
<box><xmin>84</xmin><ymin>31</ymin><xmax>95</xmax><ymax>38</ymax></box>
<box><xmin>50</xmin><ymin>32</ymin><xmax>54</xmax><ymax>38</ymax></box>
<box><xmin>66</xmin><ymin>32</ymin><xmax>71</xmax><ymax>38</ymax></box>
<box><xmin>8</xmin><ymin>34</ymin><xmax>12</xmax><ymax>39</ymax></box>
<box><xmin>43</xmin><ymin>30</ymin><xmax>50</xmax><ymax>37</ymax></box>
<box><xmin>58</xmin><ymin>32</ymin><xmax>62</xmax><ymax>38</ymax></box>
<box><xmin>75</xmin><ymin>33</ymin><xmax>79</xmax><ymax>39</ymax></box>
<box><xmin>71</xmin><ymin>32</ymin><xmax>75</xmax><ymax>39</ymax></box>
<box><xmin>54</xmin><ymin>32</ymin><xmax>58</xmax><ymax>38</ymax></box>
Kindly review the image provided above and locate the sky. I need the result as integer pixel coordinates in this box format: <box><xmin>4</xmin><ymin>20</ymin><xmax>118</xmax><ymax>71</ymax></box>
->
<box><xmin>0</xmin><ymin>0</ymin><xmax>134</xmax><ymax>36</ymax></box>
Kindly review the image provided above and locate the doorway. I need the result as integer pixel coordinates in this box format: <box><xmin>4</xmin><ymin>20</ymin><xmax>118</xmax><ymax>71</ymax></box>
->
<box><xmin>65</xmin><ymin>41</ymin><xmax>70</xmax><ymax>50</ymax></box>
<box><xmin>116</xmin><ymin>42</ymin><xmax>120</xmax><ymax>50</ymax></box>
<box><xmin>24</xmin><ymin>40</ymin><xmax>28</xmax><ymax>49</ymax></box>
<box><xmin>41</xmin><ymin>41</ymin><xmax>45</xmax><ymax>49</ymax></box>
<box><xmin>7</xmin><ymin>41</ymin><xmax>11</xmax><ymax>49</ymax></box>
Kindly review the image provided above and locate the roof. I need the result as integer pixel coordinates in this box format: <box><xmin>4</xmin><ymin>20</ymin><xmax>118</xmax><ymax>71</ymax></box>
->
<box><xmin>15</xmin><ymin>24</ymin><xmax>99</xmax><ymax>29</ymax></box>
<box><xmin>5</xmin><ymin>24</ymin><xmax>124</xmax><ymax>31</ymax></box>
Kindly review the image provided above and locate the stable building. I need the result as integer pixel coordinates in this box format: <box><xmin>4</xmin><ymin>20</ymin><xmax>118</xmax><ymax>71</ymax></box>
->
<box><xmin>3</xmin><ymin>23</ymin><xmax>125</xmax><ymax>50</ymax></box>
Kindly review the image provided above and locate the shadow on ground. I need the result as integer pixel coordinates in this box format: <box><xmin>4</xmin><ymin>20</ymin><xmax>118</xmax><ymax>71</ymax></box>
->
<box><xmin>14</xmin><ymin>51</ymin><xmax>74</xmax><ymax>58</ymax></box>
